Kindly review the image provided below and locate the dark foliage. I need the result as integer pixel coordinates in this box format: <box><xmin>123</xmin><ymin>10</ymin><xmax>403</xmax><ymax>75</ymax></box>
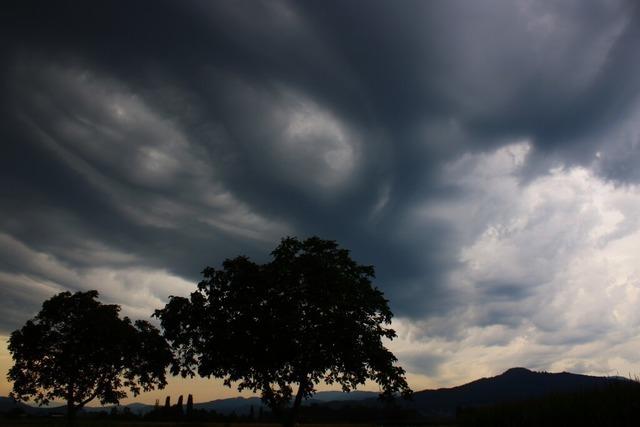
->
<box><xmin>8</xmin><ymin>290</ymin><xmax>173</xmax><ymax>424</ymax></box>
<box><xmin>155</xmin><ymin>236</ymin><xmax>412</xmax><ymax>426</ymax></box>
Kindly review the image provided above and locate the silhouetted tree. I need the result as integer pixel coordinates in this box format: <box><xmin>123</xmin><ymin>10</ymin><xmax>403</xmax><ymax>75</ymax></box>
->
<box><xmin>186</xmin><ymin>394</ymin><xmax>194</xmax><ymax>417</ymax></box>
<box><xmin>155</xmin><ymin>236</ymin><xmax>412</xmax><ymax>427</ymax></box>
<box><xmin>163</xmin><ymin>395</ymin><xmax>171</xmax><ymax>417</ymax></box>
<box><xmin>8</xmin><ymin>290</ymin><xmax>173</xmax><ymax>426</ymax></box>
<box><xmin>176</xmin><ymin>394</ymin><xmax>184</xmax><ymax>416</ymax></box>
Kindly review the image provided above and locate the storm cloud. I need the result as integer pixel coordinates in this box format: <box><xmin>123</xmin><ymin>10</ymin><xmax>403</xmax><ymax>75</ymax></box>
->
<box><xmin>2</xmin><ymin>0</ymin><xmax>640</xmax><ymax>390</ymax></box>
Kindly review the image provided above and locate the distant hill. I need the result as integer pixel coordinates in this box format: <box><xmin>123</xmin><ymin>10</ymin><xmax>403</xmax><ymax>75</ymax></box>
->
<box><xmin>411</xmin><ymin>367</ymin><xmax>628</xmax><ymax>416</ymax></box>
<box><xmin>312</xmin><ymin>390</ymin><xmax>379</xmax><ymax>401</ymax></box>
<box><xmin>192</xmin><ymin>396</ymin><xmax>262</xmax><ymax>415</ymax></box>
<box><xmin>2</xmin><ymin>369</ymin><xmax>628</xmax><ymax>418</ymax></box>
<box><xmin>76</xmin><ymin>390</ymin><xmax>379</xmax><ymax>416</ymax></box>
<box><xmin>0</xmin><ymin>397</ymin><xmax>20</xmax><ymax>413</ymax></box>
<box><xmin>191</xmin><ymin>391</ymin><xmax>379</xmax><ymax>415</ymax></box>
<box><xmin>0</xmin><ymin>396</ymin><xmax>63</xmax><ymax>415</ymax></box>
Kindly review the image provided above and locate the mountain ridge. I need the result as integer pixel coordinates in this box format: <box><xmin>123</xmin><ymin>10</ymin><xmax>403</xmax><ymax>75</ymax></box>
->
<box><xmin>410</xmin><ymin>367</ymin><xmax>628</xmax><ymax>416</ymax></box>
<box><xmin>1</xmin><ymin>368</ymin><xmax>630</xmax><ymax>417</ymax></box>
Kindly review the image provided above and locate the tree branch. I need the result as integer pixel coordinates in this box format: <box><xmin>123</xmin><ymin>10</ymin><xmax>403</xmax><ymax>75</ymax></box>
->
<box><xmin>77</xmin><ymin>369</ymin><xmax>111</xmax><ymax>410</ymax></box>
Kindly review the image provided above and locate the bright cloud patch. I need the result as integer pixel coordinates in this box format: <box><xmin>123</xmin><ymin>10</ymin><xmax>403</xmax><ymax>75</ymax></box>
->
<box><xmin>283</xmin><ymin>94</ymin><xmax>357</xmax><ymax>187</ymax></box>
<box><xmin>204</xmin><ymin>71</ymin><xmax>362</xmax><ymax>195</ymax></box>
<box><xmin>392</xmin><ymin>142</ymin><xmax>640</xmax><ymax>385</ymax></box>
<box><xmin>0</xmin><ymin>233</ymin><xmax>194</xmax><ymax>331</ymax></box>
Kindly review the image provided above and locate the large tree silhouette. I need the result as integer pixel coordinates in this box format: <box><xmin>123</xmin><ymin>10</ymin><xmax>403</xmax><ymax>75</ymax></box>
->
<box><xmin>155</xmin><ymin>236</ymin><xmax>412</xmax><ymax>427</ymax></box>
<box><xmin>8</xmin><ymin>290</ymin><xmax>173</xmax><ymax>425</ymax></box>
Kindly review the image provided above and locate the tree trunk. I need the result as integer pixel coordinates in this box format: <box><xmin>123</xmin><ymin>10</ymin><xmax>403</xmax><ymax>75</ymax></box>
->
<box><xmin>263</xmin><ymin>387</ymin><xmax>282</xmax><ymax>420</ymax></box>
<box><xmin>284</xmin><ymin>379</ymin><xmax>307</xmax><ymax>427</ymax></box>
<box><xmin>66</xmin><ymin>383</ymin><xmax>76</xmax><ymax>427</ymax></box>
<box><xmin>66</xmin><ymin>400</ymin><xmax>77</xmax><ymax>427</ymax></box>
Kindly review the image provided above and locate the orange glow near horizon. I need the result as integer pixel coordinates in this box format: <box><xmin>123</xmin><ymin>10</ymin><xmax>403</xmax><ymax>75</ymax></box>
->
<box><xmin>0</xmin><ymin>337</ymin><xmax>431</xmax><ymax>406</ymax></box>
<box><xmin>0</xmin><ymin>337</ymin><xmax>11</xmax><ymax>399</ymax></box>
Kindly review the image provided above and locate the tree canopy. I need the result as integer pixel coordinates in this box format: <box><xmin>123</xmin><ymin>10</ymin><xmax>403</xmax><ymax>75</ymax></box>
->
<box><xmin>8</xmin><ymin>290</ymin><xmax>173</xmax><ymax>422</ymax></box>
<box><xmin>155</xmin><ymin>236</ymin><xmax>412</xmax><ymax>426</ymax></box>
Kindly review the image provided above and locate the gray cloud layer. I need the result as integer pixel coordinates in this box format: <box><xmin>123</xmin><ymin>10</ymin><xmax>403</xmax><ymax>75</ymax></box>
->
<box><xmin>2</xmin><ymin>0</ymin><xmax>640</xmax><ymax>382</ymax></box>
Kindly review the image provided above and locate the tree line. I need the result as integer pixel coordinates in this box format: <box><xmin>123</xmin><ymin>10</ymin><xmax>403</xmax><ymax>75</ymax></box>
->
<box><xmin>7</xmin><ymin>237</ymin><xmax>412</xmax><ymax>426</ymax></box>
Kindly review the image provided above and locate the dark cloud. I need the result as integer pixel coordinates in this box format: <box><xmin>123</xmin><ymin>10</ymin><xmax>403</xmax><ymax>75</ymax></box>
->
<box><xmin>402</xmin><ymin>353</ymin><xmax>445</xmax><ymax>377</ymax></box>
<box><xmin>2</xmin><ymin>1</ymin><xmax>640</xmax><ymax>385</ymax></box>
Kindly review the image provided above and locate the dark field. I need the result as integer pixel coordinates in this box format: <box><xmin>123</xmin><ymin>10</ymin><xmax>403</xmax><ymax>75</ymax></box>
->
<box><xmin>0</xmin><ymin>423</ymin><xmax>384</xmax><ymax>427</ymax></box>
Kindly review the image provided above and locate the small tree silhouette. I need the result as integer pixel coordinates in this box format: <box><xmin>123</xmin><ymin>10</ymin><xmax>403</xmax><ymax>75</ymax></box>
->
<box><xmin>8</xmin><ymin>290</ymin><xmax>172</xmax><ymax>426</ymax></box>
<box><xmin>186</xmin><ymin>394</ymin><xmax>194</xmax><ymax>417</ymax></box>
<box><xmin>163</xmin><ymin>396</ymin><xmax>171</xmax><ymax>416</ymax></box>
<box><xmin>176</xmin><ymin>395</ymin><xmax>184</xmax><ymax>416</ymax></box>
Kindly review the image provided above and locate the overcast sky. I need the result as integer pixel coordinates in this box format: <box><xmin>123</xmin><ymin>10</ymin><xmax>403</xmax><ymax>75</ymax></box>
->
<box><xmin>2</xmin><ymin>0</ymin><xmax>640</xmax><ymax>402</ymax></box>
